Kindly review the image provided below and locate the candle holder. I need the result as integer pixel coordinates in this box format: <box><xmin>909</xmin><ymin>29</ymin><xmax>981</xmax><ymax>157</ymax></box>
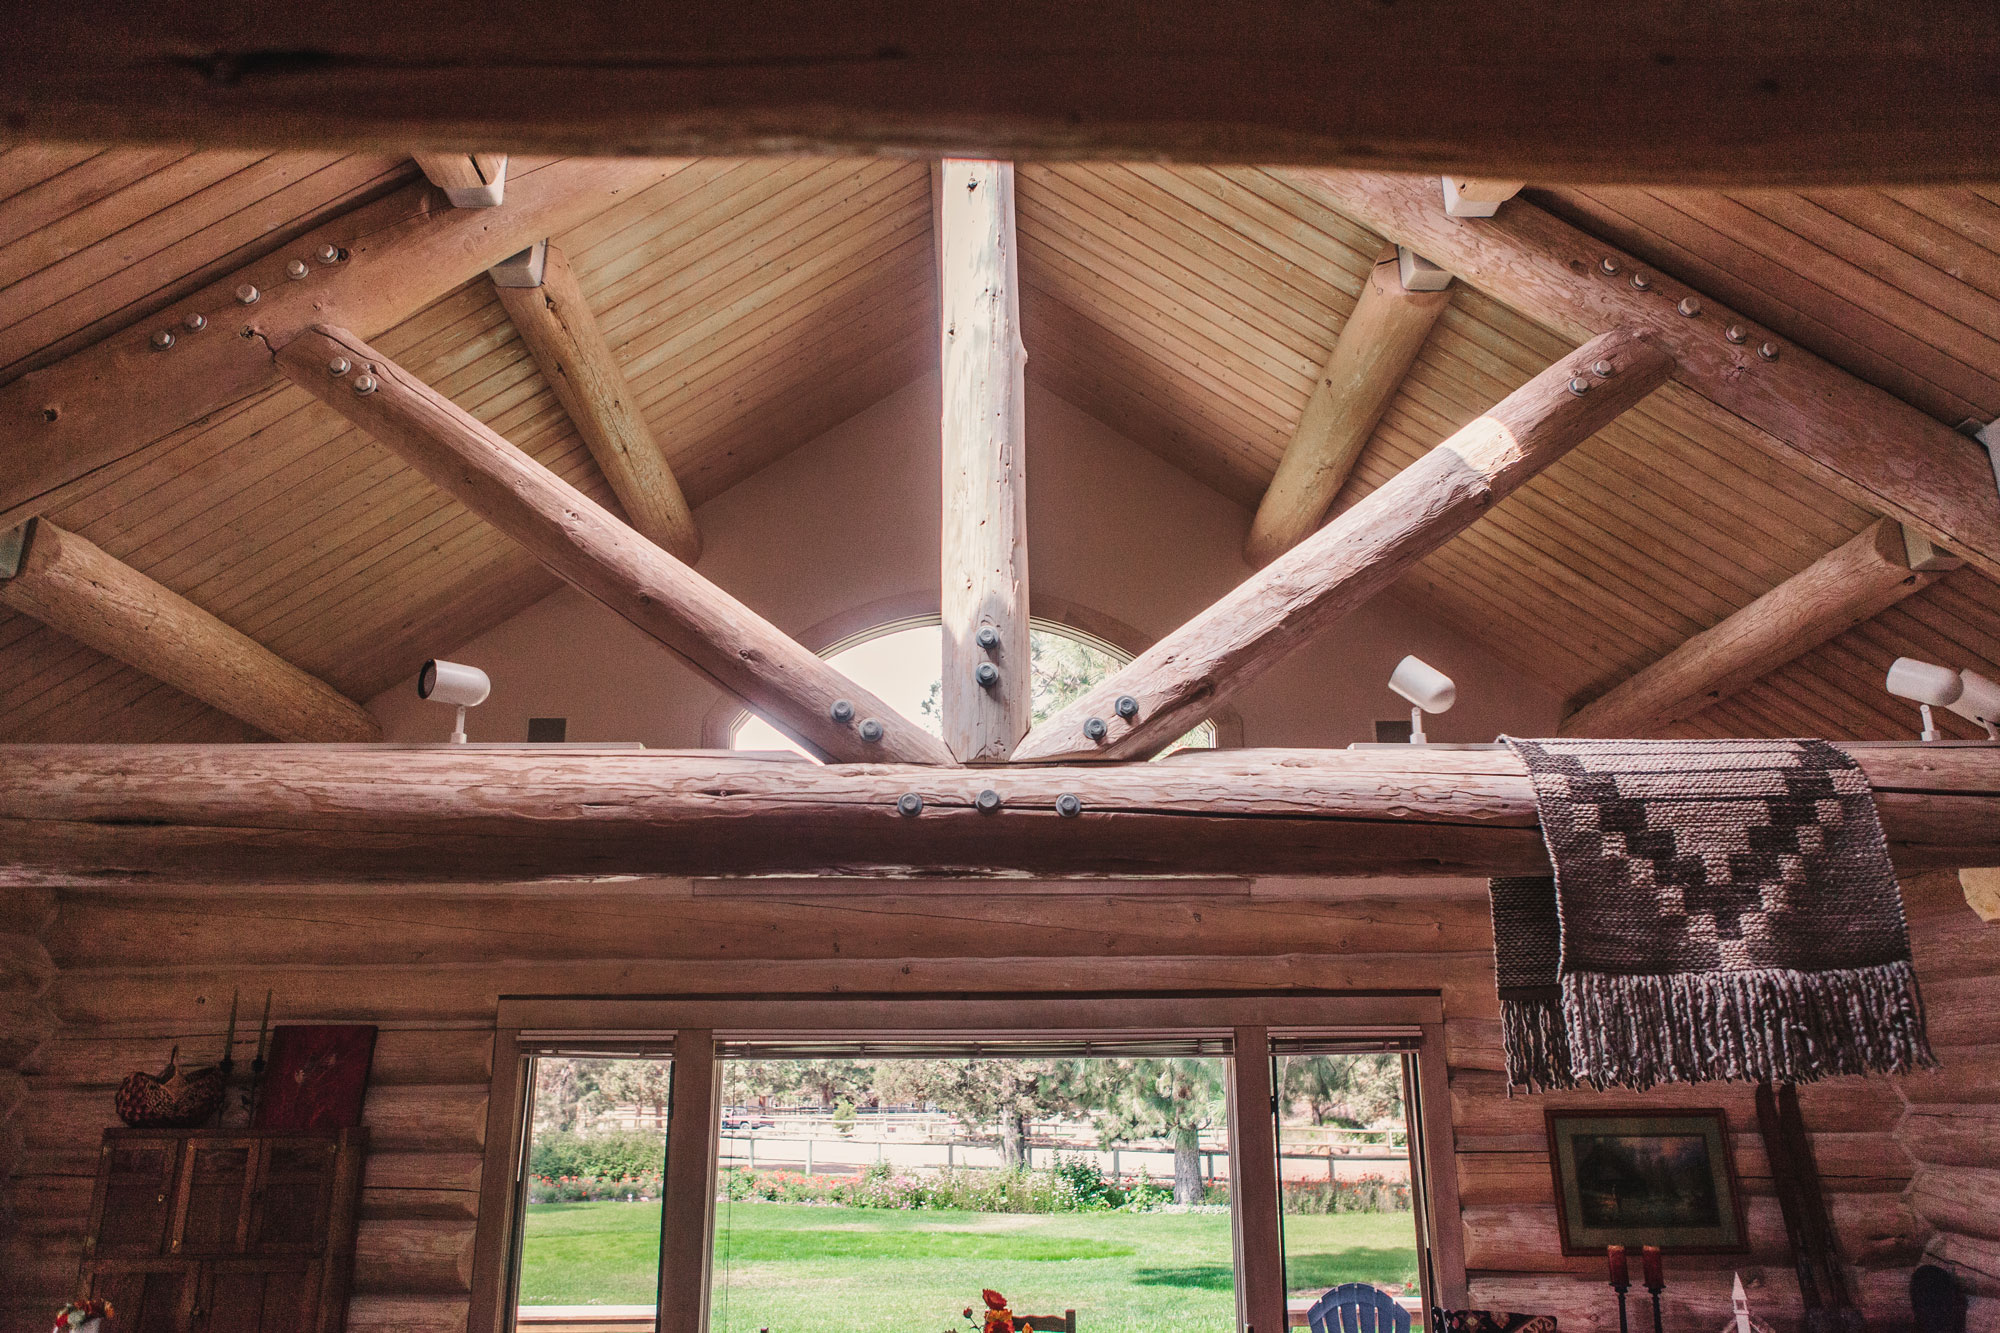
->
<box><xmin>1606</xmin><ymin>1245</ymin><xmax>1631</xmax><ymax>1333</ymax></box>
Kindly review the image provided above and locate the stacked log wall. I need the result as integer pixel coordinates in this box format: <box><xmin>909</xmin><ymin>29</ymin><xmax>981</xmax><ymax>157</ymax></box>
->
<box><xmin>0</xmin><ymin>883</ymin><xmax>1943</xmax><ymax>1331</ymax></box>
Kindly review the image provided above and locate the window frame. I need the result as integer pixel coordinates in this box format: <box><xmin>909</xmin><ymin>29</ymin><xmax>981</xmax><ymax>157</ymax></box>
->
<box><xmin>470</xmin><ymin>993</ymin><xmax>1466</xmax><ymax>1333</ymax></box>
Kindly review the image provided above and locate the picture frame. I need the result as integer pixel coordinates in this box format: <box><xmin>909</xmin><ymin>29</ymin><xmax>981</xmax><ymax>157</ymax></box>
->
<box><xmin>253</xmin><ymin>1024</ymin><xmax>378</xmax><ymax>1132</ymax></box>
<box><xmin>1545</xmin><ymin>1109</ymin><xmax>1747</xmax><ymax>1256</ymax></box>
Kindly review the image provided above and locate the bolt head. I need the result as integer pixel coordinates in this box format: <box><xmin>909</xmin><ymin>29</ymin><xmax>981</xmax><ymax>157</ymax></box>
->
<box><xmin>235</xmin><ymin>284</ymin><xmax>259</xmax><ymax>305</ymax></box>
<box><xmin>182</xmin><ymin>312</ymin><xmax>206</xmax><ymax>333</ymax></box>
<box><xmin>1630</xmin><ymin>272</ymin><xmax>1653</xmax><ymax>291</ymax></box>
<box><xmin>313</xmin><ymin>243</ymin><xmax>343</xmax><ymax>265</ymax></box>
<box><xmin>1724</xmin><ymin>324</ymin><xmax>1748</xmax><ymax>345</ymax></box>
<box><xmin>1598</xmin><ymin>257</ymin><xmax>1620</xmax><ymax>276</ymax></box>
<box><xmin>1677</xmin><ymin>296</ymin><xmax>1702</xmax><ymax>318</ymax></box>
<box><xmin>1055</xmin><ymin>793</ymin><xmax>1082</xmax><ymax>818</ymax></box>
<box><xmin>1592</xmin><ymin>359</ymin><xmax>1615</xmax><ymax>378</ymax></box>
<box><xmin>974</xmin><ymin>662</ymin><xmax>1000</xmax><ymax>688</ymax></box>
<box><xmin>326</xmin><ymin>356</ymin><xmax>351</xmax><ymax>378</ymax></box>
<box><xmin>149</xmin><ymin>329</ymin><xmax>175</xmax><ymax>350</ymax></box>
<box><xmin>897</xmin><ymin>793</ymin><xmax>923</xmax><ymax>817</ymax></box>
<box><xmin>1083</xmin><ymin>717</ymin><xmax>1108</xmax><ymax>742</ymax></box>
<box><xmin>351</xmin><ymin>374</ymin><xmax>379</xmax><ymax>395</ymax></box>
<box><xmin>286</xmin><ymin>259</ymin><xmax>311</xmax><ymax>280</ymax></box>
<box><xmin>1758</xmin><ymin>341</ymin><xmax>1781</xmax><ymax>361</ymax></box>
<box><xmin>858</xmin><ymin>719</ymin><xmax>884</xmax><ymax>743</ymax></box>
<box><xmin>1115</xmin><ymin>695</ymin><xmax>1139</xmax><ymax>720</ymax></box>
<box><xmin>1567</xmin><ymin>376</ymin><xmax>1591</xmax><ymax>397</ymax></box>
<box><xmin>976</xmin><ymin>789</ymin><xmax>1002</xmax><ymax>813</ymax></box>
<box><xmin>975</xmin><ymin>626</ymin><xmax>1001</xmax><ymax>650</ymax></box>
<box><xmin>830</xmin><ymin>699</ymin><xmax>856</xmax><ymax>724</ymax></box>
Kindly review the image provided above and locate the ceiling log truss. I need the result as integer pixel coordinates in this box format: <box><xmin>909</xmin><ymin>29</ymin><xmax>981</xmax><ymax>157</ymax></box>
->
<box><xmin>0</xmin><ymin>151</ymin><xmax>1995</xmax><ymax>877</ymax></box>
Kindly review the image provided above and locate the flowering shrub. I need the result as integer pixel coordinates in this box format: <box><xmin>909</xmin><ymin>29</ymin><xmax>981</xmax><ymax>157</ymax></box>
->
<box><xmin>527</xmin><ymin>1169</ymin><xmax>663</xmax><ymax>1203</ymax></box>
<box><xmin>529</xmin><ymin>1130</ymin><xmax>665</xmax><ymax>1181</ymax></box>
<box><xmin>1282</xmin><ymin>1173</ymin><xmax>1411</xmax><ymax>1214</ymax></box>
<box><xmin>715</xmin><ymin>1160</ymin><xmax>1241</xmax><ymax>1214</ymax></box>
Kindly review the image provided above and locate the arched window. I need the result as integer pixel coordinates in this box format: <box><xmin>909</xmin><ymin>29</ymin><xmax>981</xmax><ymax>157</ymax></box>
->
<box><xmin>731</xmin><ymin>616</ymin><xmax>1217</xmax><ymax>757</ymax></box>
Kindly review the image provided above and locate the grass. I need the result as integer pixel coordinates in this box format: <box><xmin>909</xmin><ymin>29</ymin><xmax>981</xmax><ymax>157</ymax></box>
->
<box><xmin>519</xmin><ymin>1200</ymin><xmax>1420</xmax><ymax>1332</ymax></box>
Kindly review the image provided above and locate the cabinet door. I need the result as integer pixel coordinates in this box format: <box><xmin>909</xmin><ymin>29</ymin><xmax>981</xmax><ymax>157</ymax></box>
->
<box><xmin>247</xmin><ymin>1137</ymin><xmax>336</xmax><ymax>1254</ymax></box>
<box><xmin>88</xmin><ymin>1138</ymin><xmax>180</xmax><ymax>1257</ymax></box>
<box><xmin>83</xmin><ymin>1262</ymin><xmax>196</xmax><ymax>1333</ymax></box>
<box><xmin>173</xmin><ymin>1139</ymin><xmax>256</xmax><ymax>1256</ymax></box>
<box><xmin>194</xmin><ymin>1259</ymin><xmax>319</xmax><ymax>1333</ymax></box>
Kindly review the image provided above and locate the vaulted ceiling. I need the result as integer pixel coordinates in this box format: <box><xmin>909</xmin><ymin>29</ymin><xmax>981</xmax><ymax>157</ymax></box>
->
<box><xmin>1</xmin><ymin>148</ymin><xmax>1995</xmax><ymax>743</ymax></box>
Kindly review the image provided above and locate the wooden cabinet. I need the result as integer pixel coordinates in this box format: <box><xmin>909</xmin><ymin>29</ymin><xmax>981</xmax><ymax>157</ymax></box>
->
<box><xmin>80</xmin><ymin>1128</ymin><xmax>365</xmax><ymax>1333</ymax></box>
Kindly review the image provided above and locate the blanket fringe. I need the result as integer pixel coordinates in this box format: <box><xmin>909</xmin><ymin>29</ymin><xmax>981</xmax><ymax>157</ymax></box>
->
<box><xmin>1500</xmin><ymin>991</ymin><xmax>1578</xmax><ymax>1093</ymax></box>
<box><xmin>1561</xmin><ymin>960</ymin><xmax>1936</xmax><ymax>1090</ymax></box>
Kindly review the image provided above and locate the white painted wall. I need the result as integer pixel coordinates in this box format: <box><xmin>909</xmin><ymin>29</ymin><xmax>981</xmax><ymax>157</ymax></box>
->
<box><xmin>368</xmin><ymin>377</ymin><xmax>1562</xmax><ymax>753</ymax></box>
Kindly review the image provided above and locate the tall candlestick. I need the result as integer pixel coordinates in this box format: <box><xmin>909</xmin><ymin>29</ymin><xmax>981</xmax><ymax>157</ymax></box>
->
<box><xmin>1607</xmin><ymin>1244</ymin><xmax>1629</xmax><ymax>1290</ymax></box>
<box><xmin>253</xmin><ymin>989</ymin><xmax>272</xmax><ymax>1067</ymax></box>
<box><xmin>219</xmin><ymin>988</ymin><xmax>239</xmax><ymax>1068</ymax></box>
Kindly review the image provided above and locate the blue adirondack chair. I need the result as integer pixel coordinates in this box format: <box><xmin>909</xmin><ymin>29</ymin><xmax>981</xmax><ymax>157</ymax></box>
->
<box><xmin>1304</xmin><ymin>1283</ymin><xmax>1412</xmax><ymax>1333</ymax></box>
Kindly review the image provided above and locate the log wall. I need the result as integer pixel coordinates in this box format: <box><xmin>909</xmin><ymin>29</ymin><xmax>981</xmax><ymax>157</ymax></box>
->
<box><xmin>0</xmin><ymin>881</ymin><xmax>1954</xmax><ymax>1331</ymax></box>
<box><xmin>1897</xmin><ymin>870</ymin><xmax>2000</xmax><ymax>1327</ymax></box>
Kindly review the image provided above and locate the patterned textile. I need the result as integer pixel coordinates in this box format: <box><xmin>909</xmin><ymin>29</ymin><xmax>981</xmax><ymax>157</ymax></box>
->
<box><xmin>1491</xmin><ymin>737</ymin><xmax>1933</xmax><ymax>1090</ymax></box>
<box><xmin>1436</xmin><ymin>1314</ymin><xmax>1558</xmax><ymax>1333</ymax></box>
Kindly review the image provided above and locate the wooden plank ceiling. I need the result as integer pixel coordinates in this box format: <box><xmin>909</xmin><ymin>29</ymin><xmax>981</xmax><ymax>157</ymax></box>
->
<box><xmin>0</xmin><ymin>149</ymin><xmax>1995</xmax><ymax>743</ymax></box>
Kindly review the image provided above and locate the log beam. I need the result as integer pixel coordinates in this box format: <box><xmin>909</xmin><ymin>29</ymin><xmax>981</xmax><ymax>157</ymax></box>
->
<box><xmin>938</xmin><ymin>159</ymin><xmax>1030</xmax><ymax>761</ymax></box>
<box><xmin>1015</xmin><ymin>328</ymin><xmax>1673</xmax><ymax>762</ymax></box>
<box><xmin>1245</xmin><ymin>246</ymin><xmax>1452</xmax><ymax>566</ymax></box>
<box><xmin>492</xmin><ymin>244</ymin><xmax>702</xmax><ymax>562</ymax></box>
<box><xmin>0</xmin><ymin>517</ymin><xmax>379</xmax><ymax>742</ymax></box>
<box><xmin>0</xmin><ymin>157</ymin><xmax>684</xmax><ymax>526</ymax></box>
<box><xmin>3</xmin><ymin>8</ymin><xmax>1998</xmax><ymax>184</ymax></box>
<box><xmin>274</xmin><ymin>325</ymin><xmax>952</xmax><ymax>766</ymax></box>
<box><xmin>0</xmin><ymin>742</ymin><xmax>1989</xmax><ymax>886</ymax></box>
<box><xmin>1562</xmin><ymin>518</ymin><xmax>1958</xmax><ymax>737</ymax></box>
<box><xmin>1278</xmin><ymin>169</ymin><xmax>2000</xmax><ymax>581</ymax></box>
<box><xmin>412</xmin><ymin>152</ymin><xmax>508</xmax><ymax>207</ymax></box>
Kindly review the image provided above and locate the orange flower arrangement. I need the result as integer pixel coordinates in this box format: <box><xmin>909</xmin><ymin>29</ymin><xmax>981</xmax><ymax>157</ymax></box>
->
<box><xmin>955</xmin><ymin>1289</ymin><xmax>1013</xmax><ymax>1333</ymax></box>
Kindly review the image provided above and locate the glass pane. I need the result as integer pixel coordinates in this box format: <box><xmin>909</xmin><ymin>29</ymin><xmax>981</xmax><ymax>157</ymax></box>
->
<box><xmin>1274</xmin><ymin>1054</ymin><xmax>1425</xmax><ymax>1331</ymax></box>
<box><xmin>180</xmin><ymin>1141</ymin><xmax>254</xmax><ymax>1254</ymax></box>
<box><xmin>712</xmin><ymin>1053</ymin><xmax>1235</xmax><ymax>1333</ymax></box>
<box><xmin>515</xmin><ymin>1055</ymin><xmax>670</xmax><ymax>1326</ymax></box>
<box><xmin>251</xmin><ymin>1140</ymin><xmax>336</xmax><ymax>1251</ymax></box>
<box><xmin>97</xmin><ymin>1140</ymin><xmax>178</xmax><ymax>1255</ymax></box>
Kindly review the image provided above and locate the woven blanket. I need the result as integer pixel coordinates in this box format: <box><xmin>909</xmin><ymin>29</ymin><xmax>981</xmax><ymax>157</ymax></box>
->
<box><xmin>1491</xmin><ymin>737</ymin><xmax>1933</xmax><ymax>1091</ymax></box>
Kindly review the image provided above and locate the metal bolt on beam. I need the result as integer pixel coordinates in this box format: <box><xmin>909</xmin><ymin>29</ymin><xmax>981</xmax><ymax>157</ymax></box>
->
<box><xmin>326</xmin><ymin>357</ymin><xmax>351</xmax><ymax>378</ymax></box>
<box><xmin>285</xmin><ymin>259</ymin><xmax>310</xmax><ymax>281</ymax></box>
<box><xmin>1083</xmin><ymin>717</ymin><xmax>1108</xmax><ymax>741</ymax></box>
<box><xmin>1630</xmin><ymin>272</ymin><xmax>1653</xmax><ymax>291</ymax></box>
<box><xmin>1724</xmin><ymin>325</ymin><xmax>1748</xmax><ymax>344</ymax></box>
<box><xmin>1598</xmin><ymin>257</ymin><xmax>1621</xmax><ymax>276</ymax></box>
<box><xmin>830</xmin><ymin>700</ymin><xmax>856</xmax><ymax>724</ymax></box>
<box><xmin>351</xmin><ymin>374</ymin><xmax>378</xmax><ymax>395</ymax></box>
<box><xmin>1592</xmin><ymin>359</ymin><xmax>1615</xmax><ymax>378</ymax></box>
<box><xmin>235</xmin><ymin>284</ymin><xmax>259</xmax><ymax>305</ymax></box>
<box><xmin>975</xmin><ymin>626</ymin><xmax>1001</xmax><ymax>650</ymax></box>
<box><xmin>1115</xmin><ymin>695</ymin><xmax>1139</xmax><ymax>719</ymax></box>
<box><xmin>975</xmin><ymin>662</ymin><xmax>1000</xmax><ymax>688</ymax></box>
<box><xmin>976</xmin><ymin>789</ymin><xmax>1002</xmax><ymax>813</ymax></box>
<box><xmin>1567</xmin><ymin>376</ymin><xmax>1591</xmax><ymax>397</ymax></box>
<box><xmin>148</xmin><ymin>330</ymin><xmax>175</xmax><ymax>351</ymax></box>
<box><xmin>1758</xmin><ymin>342</ymin><xmax>1782</xmax><ymax>361</ymax></box>
<box><xmin>313</xmin><ymin>244</ymin><xmax>345</xmax><ymax>265</ymax></box>
<box><xmin>858</xmin><ymin>719</ymin><xmax>885</xmax><ymax>743</ymax></box>
<box><xmin>1677</xmin><ymin>296</ymin><xmax>1702</xmax><ymax>317</ymax></box>
<box><xmin>181</xmin><ymin>313</ymin><xmax>206</xmax><ymax>333</ymax></box>
<box><xmin>897</xmin><ymin>793</ymin><xmax>923</xmax><ymax>817</ymax></box>
<box><xmin>1055</xmin><ymin>794</ymin><xmax>1083</xmax><ymax>818</ymax></box>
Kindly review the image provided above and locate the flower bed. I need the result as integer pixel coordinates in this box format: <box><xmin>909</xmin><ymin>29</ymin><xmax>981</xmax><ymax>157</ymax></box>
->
<box><xmin>528</xmin><ymin>1170</ymin><xmax>663</xmax><ymax>1203</ymax></box>
<box><xmin>1282</xmin><ymin>1173</ymin><xmax>1411</xmax><ymax>1214</ymax></box>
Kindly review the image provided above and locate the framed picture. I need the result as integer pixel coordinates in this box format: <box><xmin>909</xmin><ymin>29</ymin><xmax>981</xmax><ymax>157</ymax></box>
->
<box><xmin>253</xmin><ymin>1024</ymin><xmax>378</xmax><ymax>1132</ymax></box>
<box><xmin>1545</xmin><ymin>1109</ymin><xmax>1746</xmax><ymax>1255</ymax></box>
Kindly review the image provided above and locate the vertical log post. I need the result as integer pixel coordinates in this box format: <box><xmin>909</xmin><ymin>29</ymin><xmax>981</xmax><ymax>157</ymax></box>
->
<box><xmin>1229</xmin><ymin>1025</ymin><xmax>1287</xmax><ymax>1333</ymax></box>
<box><xmin>938</xmin><ymin>159</ymin><xmax>1031</xmax><ymax>762</ymax></box>
<box><xmin>660</xmin><ymin>1031</ymin><xmax>720</xmax><ymax>1333</ymax></box>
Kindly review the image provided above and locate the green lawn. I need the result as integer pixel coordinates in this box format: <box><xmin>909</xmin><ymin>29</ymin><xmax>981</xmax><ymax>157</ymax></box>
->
<box><xmin>520</xmin><ymin>1200</ymin><xmax>1419</xmax><ymax>1332</ymax></box>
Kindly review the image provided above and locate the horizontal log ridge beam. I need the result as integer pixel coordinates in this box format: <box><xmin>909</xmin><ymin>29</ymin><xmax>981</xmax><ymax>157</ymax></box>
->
<box><xmin>0</xmin><ymin>742</ymin><xmax>1990</xmax><ymax>885</ymax></box>
<box><xmin>0</xmin><ymin>517</ymin><xmax>379</xmax><ymax>742</ymax></box>
<box><xmin>274</xmin><ymin>324</ymin><xmax>952</xmax><ymax>766</ymax></box>
<box><xmin>1280</xmin><ymin>169</ymin><xmax>2000</xmax><ymax>581</ymax></box>
<box><xmin>3</xmin><ymin>7</ymin><xmax>1999</xmax><ymax>183</ymax></box>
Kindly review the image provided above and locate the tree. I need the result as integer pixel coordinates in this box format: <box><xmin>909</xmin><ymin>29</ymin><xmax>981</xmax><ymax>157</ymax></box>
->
<box><xmin>597</xmin><ymin>1058</ymin><xmax>676</xmax><ymax>1129</ymax></box>
<box><xmin>1280</xmin><ymin>1054</ymin><xmax>1405</xmax><ymax>1127</ymax></box>
<box><xmin>721</xmin><ymin>1058</ymin><xmax>877</xmax><ymax>1110</ymax></box>
<box><xmin>874</xmin><ymin>1058</ymin><xmax>1093</xmax><ymax>1169</ymax></box>
<box><xmin>532</xmin><ymin>1056</ymin><xmax>617</xmax><ymax>1135</ymax></box>
<box><xmin>1091</xmin><ymin>1058</ymin><xmax>1228</xmax><ymax>1205</ymax></box>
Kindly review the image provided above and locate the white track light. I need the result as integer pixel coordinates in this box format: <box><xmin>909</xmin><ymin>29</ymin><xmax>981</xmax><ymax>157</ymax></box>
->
<box><xmin>1388</xmin><ymin>655</ymin><xmax>1456</xmax><ymax>744</ymax></box>
<box><xmin>418</xmin><ymin>659</ymin><xmax>490</xmax><ymax>743</ymax></box>
<box><xmin>1886</xmin><ymin>657</ymin><xmax>2000</xmax><ymax>741</ymax></box>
